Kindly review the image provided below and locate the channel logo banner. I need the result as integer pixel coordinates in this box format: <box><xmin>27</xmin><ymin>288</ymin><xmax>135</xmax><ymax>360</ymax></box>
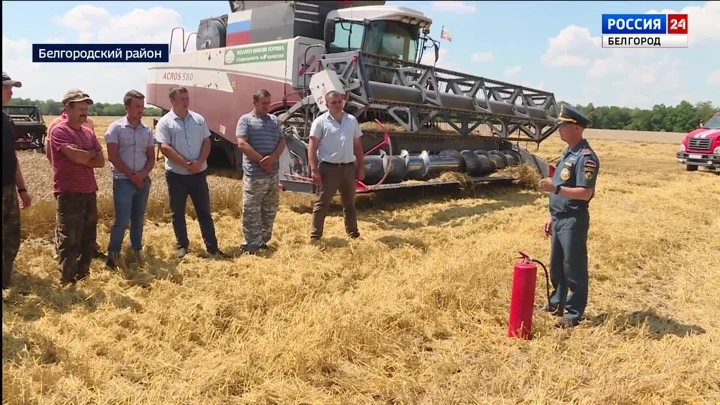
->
<box><xmin>601</xmin><ymin>14</ymin><xmax>688</xmax><ymax>48</ymax></box>
<box><xmin>32</xmin><ymin>44</ymin><xmax>170</xmax><ymax>63</ymax></box>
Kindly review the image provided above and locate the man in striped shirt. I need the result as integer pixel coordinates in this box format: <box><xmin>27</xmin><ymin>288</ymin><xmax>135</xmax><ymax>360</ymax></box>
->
<box><xmin>48</xmin><ymin>89</ymin><xmax>105</xmax><ymax>285</ymax></box>
<box><xmin>235</xmin><ymin>89</ymin><xmax>286</xmax><ymax>254</ymax></box>
<box><xmin>45</xmin><ymin>99</ymin><xmax>104</xmax><ymax>260</ymax></box>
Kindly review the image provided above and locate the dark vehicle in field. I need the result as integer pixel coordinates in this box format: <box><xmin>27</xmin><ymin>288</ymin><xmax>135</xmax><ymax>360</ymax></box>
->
<box><xmin>3</xmin><ymin>105</ymin><xmax>48</xmax><ymax>153</ymax></box>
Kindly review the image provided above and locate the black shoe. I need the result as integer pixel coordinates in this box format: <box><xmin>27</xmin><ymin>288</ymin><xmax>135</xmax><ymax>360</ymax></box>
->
<box><xmin>555</xmin><ymin>317</ymin><xmax>580</xmax><ymax>328</ymax></box>
<box><xmin>310</xmin><ymin>236</ymin><xmax>321</xmax><ymax>242</ymax></box>
<box><xmin>259</xmin><ymin>243</ymin><xmax>268</xmax><ymax>250</ymax></box>
<box><xmin>209</xmin><ymin>249</ymin><xmax>227</xmax><ymax>258</ymax></box>
<box><xmin>105</xmin><ymin>257</ymin><xmax>118</xmax><ymax>270</ymax></box>
<box><xmin>349</xmin><ymin>232</ymin><xmax>360</xmax><ymax>239</ymax></box>
<box><xmin>538</xmin><ymin>305</ymin><xmax>564</xmax><ymax>317</ymax></box>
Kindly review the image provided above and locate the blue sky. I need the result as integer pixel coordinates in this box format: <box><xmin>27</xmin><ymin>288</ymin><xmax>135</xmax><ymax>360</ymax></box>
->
<box><xmin>2</xmin><ymin>1</ymin><xmax>719</xmax><ymax>108</ymax></box>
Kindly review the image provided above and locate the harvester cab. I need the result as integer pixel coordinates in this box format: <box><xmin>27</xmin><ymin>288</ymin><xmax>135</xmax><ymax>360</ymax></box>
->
<box><xmin>146</xmin><ymin>0</ymin><xmax>560</xmax><ymax>195</ymax></box>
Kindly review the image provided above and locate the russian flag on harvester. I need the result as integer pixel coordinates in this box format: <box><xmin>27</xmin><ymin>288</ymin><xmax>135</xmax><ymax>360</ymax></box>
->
<box><xmin>226</xmin><ymin>10</ymin><xmax>252</xmax><ymax>46</ymax></box>
<box><xmin>440</xmin><ymin>26</ymin><xmax>452</xmax><ymax>42</ymax></box>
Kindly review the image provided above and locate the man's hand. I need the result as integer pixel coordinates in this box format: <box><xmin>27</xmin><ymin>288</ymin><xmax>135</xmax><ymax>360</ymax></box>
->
<box><xmin>18</xmin><ymin>190</ymin><xmax>31</xmax><ymax>209</ymax></box>
<box><xmin>129</xmin><ymin>172</ymin><xmax>145</xmax><ymax>189</ymax></box>
<box><xmin>311</xmin><ymin>169</ymin><xmax>321</xmax><ymax>185</ymax></box>
<box><xmin>544</xmin><ymin>216</ymin><xmax>552</xmax><ymax>237</ymax></box>
<box><xmin>356</xmin><ymin>166</ymin><xmax>365</xmax><ymax>181</ymax></box>
<box><xmin>259</xmin><ymin>155</ymin><xmax>275</xmax><ymax>173</ymax></box>
<box><xmin>187</xmin><ymin>160</ymin><xmax>203</xmax><ymax>174</ymax></box>
<box><xmin>539</xmin><ymin>178</ymin><xmax>555</xmax><ymax>193</ymax></box>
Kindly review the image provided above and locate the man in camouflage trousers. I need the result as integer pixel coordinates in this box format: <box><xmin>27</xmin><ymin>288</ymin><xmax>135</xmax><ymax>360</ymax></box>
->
<box><xmin>235</xmin><ymin>89</ymin><xmax>286</xmax><ymax>254</ymax></box>
<box><xmin>2</xmin><ymin>72</ymin><xmax>32</xmax><ymax>289</ymax></box>
<box><xmin>49</xmin><ymin>89</ymin><xmax>105</xmax><ymax>285</ymax></box>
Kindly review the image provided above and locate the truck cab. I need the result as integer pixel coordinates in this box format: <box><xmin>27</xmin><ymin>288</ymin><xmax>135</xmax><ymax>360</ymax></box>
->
<box><xmin>677</xmin><ymin>112</ymin><xmax>720</xmax><ymax>171</ymax></box>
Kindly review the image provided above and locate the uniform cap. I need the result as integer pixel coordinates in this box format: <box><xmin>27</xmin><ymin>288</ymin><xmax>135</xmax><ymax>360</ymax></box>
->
<box><xmin>557</xmin><ymin>104</ymin><xmax>591</xmax><ymax>128</ymax></box>
<box><xmin>2</xmin><ymin>72</ymin><xmax>22</xmax><ymax>88</ymax></box>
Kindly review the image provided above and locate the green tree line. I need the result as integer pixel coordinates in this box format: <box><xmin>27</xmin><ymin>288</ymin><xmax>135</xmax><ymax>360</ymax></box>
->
<box><xmin>7</xmin><ymin>97</ymin><xmax>163</xmax><ymax>117</ymax></box>
<box><xmin>7</xmin><ymin>97</ymin><xmax>718</xmax><ymax>133</ymax></box>
<box><xmin>564</xmin><ymin>100</ymin><xmax>718</xmax><ymax>133</ymax></box>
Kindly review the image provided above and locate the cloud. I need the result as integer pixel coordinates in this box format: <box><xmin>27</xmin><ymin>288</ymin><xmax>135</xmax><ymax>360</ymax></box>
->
<box><xmin>3</xmin><ymin>5</ymin><xmax>195</xmax><ymax>104</ymax></box>
<box><xmin>504</xmin><ymin>65</ymin><xmax>522</xmax><ymax>77</ymax></box>
<box><xmin>420</xmin><ymin>47</ymin><xmax>457</xmax><ymax>71</ymax></box>
<box><xmin>540</xmin><ymin>1</ymin><xmax>718</xmax><ymax>107</ymax></box>
<box><xmin>54</xmin><ymin>5</ymin><xmax>110</xmax><ymax>32</ymax></box>
<box><xmin>470</xmin><ymin>52</ymin><xmax>494</xmax><ymax>63</ymax></box>
<box><xmin>707</xmin><ymin>69</ymin><xmax>720</xmax><ymax>86</ymax></box>
<box><xmin>430</xmin><ymin>1</ymin><xmax>476</xmax><ymax>13</ymax></box>
<box><xmin>541</xmin><ymin>25</ymin><xmax>601</xmax><ymax>68</ymax></box>
<box><xmin>646</xmin><ymin>1</ymin><xmax>720</xmax><ymax>46</ymax></box>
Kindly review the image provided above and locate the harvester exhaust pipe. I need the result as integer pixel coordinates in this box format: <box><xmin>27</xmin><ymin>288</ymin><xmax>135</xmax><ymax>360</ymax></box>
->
<box><xmin>507</xmin><ymin>251</ymin><xmax>551</xmax><ymax>340</ymax></box>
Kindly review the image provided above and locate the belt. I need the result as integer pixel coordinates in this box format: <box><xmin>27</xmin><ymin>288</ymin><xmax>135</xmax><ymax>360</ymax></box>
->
<box><xmin>320</xmin><ymin>161</ymin><xmax>354</xmax><ymax>166</ymax></box>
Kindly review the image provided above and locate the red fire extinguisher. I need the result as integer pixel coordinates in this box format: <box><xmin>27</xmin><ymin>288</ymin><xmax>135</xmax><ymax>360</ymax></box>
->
<box><xmin>507</xmin><ymin>251</ymin><xmax>551</xmax><ymax>340</ymax></box>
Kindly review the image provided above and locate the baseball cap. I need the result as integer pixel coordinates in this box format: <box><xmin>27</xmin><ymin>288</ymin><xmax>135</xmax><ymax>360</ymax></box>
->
<box><xmin>2</xmin><ymin>72</ymin><xmax>22</xmax><ymax>88</ymax></box>
<box><xmin>62</xmin><ymin>89</ymin><xmax>94</xmax><ymax>105</ymax></box>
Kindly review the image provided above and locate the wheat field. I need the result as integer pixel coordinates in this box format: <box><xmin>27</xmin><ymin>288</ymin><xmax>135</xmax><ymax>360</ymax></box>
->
<box><xmin>2</xmin><ymin>116</ymin><xmax>720</xmax><ymax>404</ymax></box>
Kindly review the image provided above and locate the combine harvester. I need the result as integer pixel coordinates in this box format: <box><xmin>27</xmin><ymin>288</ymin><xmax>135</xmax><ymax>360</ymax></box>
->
<box><xmin>146</xmin><ymin>0</ymin><xmax>559</xmax><ymax>194</ymax></box>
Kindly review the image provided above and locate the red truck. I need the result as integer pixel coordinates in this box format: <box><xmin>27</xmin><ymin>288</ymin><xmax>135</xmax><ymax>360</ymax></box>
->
<box><xmin>677</xmin><ymin>112</ymin><xmax>720</xmax><ymax>171</ymax></box>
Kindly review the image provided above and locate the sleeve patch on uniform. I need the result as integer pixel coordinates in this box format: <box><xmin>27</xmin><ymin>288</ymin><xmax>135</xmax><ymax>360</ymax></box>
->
<box><xmin>584</xmin><ymin>160</ymin><xmax>597</xmax><ymax>168</ymax></box>
<box><xmin>584</xmin><ymin>170</ymin><xmax>595</xmax><ymax>180</ymax></box>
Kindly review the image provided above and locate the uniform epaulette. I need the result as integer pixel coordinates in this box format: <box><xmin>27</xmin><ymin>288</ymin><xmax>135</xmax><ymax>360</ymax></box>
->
<box><xmin>582</xmin><ymin>148</ymin><xmax>593</xmax><ymax>155</ymax></box>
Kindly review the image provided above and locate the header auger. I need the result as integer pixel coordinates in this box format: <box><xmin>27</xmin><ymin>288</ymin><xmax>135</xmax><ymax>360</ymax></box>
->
<box><xmin>146</xmin><ymin>0</ymin><xmax>559</xmax><ymax>195</ymax></box>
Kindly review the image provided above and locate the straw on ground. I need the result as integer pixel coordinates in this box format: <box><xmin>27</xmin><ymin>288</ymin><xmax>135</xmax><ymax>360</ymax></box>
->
<box><xmin>2</xmin><ymin>116</ymin><xmax>719</xmax><ymax>404</ymax></box>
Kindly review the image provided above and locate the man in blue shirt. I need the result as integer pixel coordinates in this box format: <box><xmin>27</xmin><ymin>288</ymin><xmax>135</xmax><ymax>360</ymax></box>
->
<box><xmin>235</xmin><ymin>89</ymin><xmax>286</xmax><ymax>254</ymax></box>
<box><xmin>104</xmin><ymin>90</ymin><xmax>155</xmax><ymax>268</ymax></box>
<box><xmin>155</xmin><ymin>86</ymin><xmax>223</xmax><ymax>258</ymax></box>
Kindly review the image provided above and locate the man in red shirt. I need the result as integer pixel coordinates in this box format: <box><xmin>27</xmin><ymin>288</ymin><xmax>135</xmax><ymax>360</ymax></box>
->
<box><xmin>46</xmin><ymin>107</ymin><xmax>104</xmax><ymax>260</ymax></box>
<box><xmin>49</xmin><ymin>89</ymin><xmax>105</xmax><ymax>285</ymax></box>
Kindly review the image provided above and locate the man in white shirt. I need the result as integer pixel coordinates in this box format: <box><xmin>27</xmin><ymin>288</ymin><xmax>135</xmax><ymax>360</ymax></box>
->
<box><xmin>307</xmin><ymin>90</ymin><xmax>365</xmax><ymax>241</ymax></box>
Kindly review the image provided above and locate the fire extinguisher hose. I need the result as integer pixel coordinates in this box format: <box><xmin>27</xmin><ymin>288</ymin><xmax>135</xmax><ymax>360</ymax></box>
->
<box><xmin>531</xmin><ymin>259</ymin><xmax>552</xmax><ymax>309</ymax></box>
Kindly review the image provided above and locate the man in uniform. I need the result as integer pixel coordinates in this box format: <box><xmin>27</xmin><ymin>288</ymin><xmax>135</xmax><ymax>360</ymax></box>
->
<box><xmin>235</xmin><ymin>89</ymin><xmax>286</xmax><ymax>254</ymax></box>
<box><xmin>2</xmin><ymin>72</ymin><xmax>32</xmax><ymax>289</ymax></box>
<box><xmin>538</xmin><ymin>104</ymin><xmax>600</xmax><ymax>328</ymax></box>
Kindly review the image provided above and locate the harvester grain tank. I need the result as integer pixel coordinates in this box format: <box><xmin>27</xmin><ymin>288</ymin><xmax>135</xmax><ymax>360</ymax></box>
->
<box><xmin>146</xmin><ymin>0</ymin><xmax>560</xmax><ymax>194</ymax></box>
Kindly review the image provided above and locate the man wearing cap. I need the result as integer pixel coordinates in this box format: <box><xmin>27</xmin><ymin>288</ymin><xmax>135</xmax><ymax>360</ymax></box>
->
<box><xmin>49</xmin><ymin>89</ymin><xmax>105</xmax><ymax>285</ymax></box>
<box><xmin>155</xmin><ymin>86</ymin><xmax>223</xmax><ymax>259</ymax></box>
<box><xmin>2</xmin><ymin>72</ymin><xmax>32</xmax><ymax>289</ymax></box>
<box><xmin>538</xmin><ymin>104</ymin><xmax>600</xmax><ymax>328</ymax></box>
<box><xmin>46</xmin><ymin>106</ymin><xmax>104</xmax><ymax>261</ymax></box>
